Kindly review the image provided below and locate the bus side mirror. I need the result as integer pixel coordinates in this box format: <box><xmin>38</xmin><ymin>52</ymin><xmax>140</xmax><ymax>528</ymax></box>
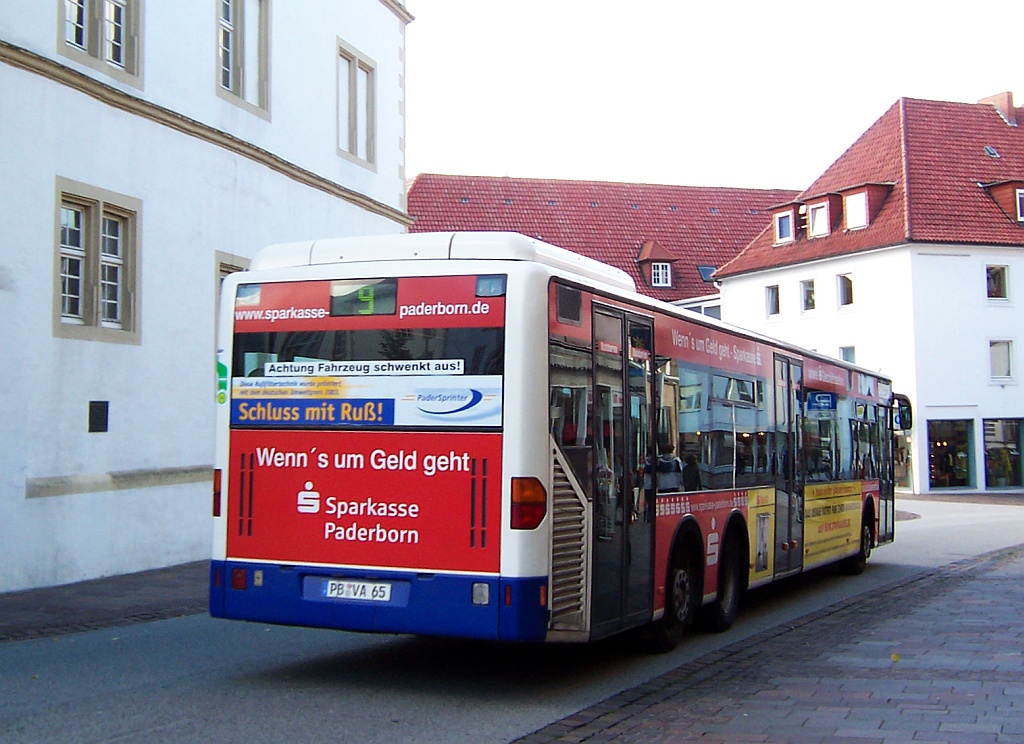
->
<box><xmin>892</xmin><ymin>393</ymin><xmax>913</xmax><ymax>431</ymax></box>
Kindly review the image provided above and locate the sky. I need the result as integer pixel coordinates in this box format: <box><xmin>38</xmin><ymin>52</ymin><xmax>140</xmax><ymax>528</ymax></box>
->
<box><xmin>404</xmin><ymin>0</ymin><xmax>1023</xmax><ymax>190</ymax></box>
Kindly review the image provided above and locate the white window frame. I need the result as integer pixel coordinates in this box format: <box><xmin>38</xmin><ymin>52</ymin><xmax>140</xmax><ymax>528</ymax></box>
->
<box><xmin>837</xmin><ymin>273</ymin><xmax>854</xmax><ymax>308</ymax></box>
<box><xmin>774</xmin><ymin>211</ymin><xmax>794</xmax><ymax>244</ymax></box>
<box><xmin>1017</xmin><ymin>189</ymin><xmax>1024</xmax><ymax>222</ymax></box>
<box><xmin>54</xmin><ymin>177</ymin><xmax>141</xmax><ymax>344</ymax></box>
<box><xmin>990</xmin><ymin>340</ymin><xmax>1013</xmax><ymax>381</ymax></box>
<box><xmin>845</xmin><ymin>191</ymin><xmax>868</xmax><ymax>230</ymax></box>
<box><xmin>808</xmin><ymin>202</ymin><xmax>830</xmax><ymax>237</ymax></box>
<box><xmin>765</xmin><ymin>285</ymin><xmax>780</xmax><ymax>317</ymax></box>
<box><xmin>987</xmin><ymin>264</ymin><xmax>1009</xmax><ymax>300</ymax></box>
<box><xmin>839</xmin><ymin>346</ymin><xmax>856</xmax><ymax>364</ymax></box>
<box><xmin>651</xmin><ymin>262</ymin><xmax>671</xmax><ymax>287</ymax></box>
<box><xmin>337</xmin><ymin>38</ymin><xmax>377</xmax><ymax>168</ymax></box>
<box><xmin>216</xmin><ymin>0</ymin><xmax>271</xmax><ymax>117</ymax></box>
<box><xmin>57</xmin><ymin>0</ymin><xmax>142</xmax><ymax>88</ymax></box>
<box><xmin>800</xmin><ymin>279</ymin><xmax>815</xmax><ymax>312</ymax></box>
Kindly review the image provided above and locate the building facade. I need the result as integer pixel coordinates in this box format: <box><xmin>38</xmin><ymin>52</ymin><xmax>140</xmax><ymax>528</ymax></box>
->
<box><xmin>716</xmin><ymin>94</ymin><xmax>1024</xmax><ymax>496</ymax></box>
<box><xmin>0</xmin><ymin>0</ymin><xmax>412</xmax><ymax>591</ymax></box>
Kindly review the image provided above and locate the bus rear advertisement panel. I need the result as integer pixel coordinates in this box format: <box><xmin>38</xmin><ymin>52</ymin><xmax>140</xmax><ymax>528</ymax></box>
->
<box><xmin>227</xmin><ymin>430</ymin><xmax>502</xmax><ymax>574</ymax></box>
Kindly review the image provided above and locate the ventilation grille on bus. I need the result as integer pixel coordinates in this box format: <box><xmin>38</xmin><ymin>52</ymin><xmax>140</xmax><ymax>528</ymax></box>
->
<box><xmin>550</xmin><ymin>457</ymin><xmax>587</xmax><ymax>631</ymax></box>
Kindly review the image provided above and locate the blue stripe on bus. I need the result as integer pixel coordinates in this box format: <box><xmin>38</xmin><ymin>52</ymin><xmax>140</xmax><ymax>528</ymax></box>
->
<box><xmin>209</xmin><ymin>561</ymin><xmax>547</xmax><ymax>642</ymax></box>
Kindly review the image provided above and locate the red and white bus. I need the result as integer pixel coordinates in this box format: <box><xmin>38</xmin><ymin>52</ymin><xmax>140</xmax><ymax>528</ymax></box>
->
<box><xmin>210</xmin><ymin>232</ymin><xmax>912</xmax><ymax>649</ymax></box>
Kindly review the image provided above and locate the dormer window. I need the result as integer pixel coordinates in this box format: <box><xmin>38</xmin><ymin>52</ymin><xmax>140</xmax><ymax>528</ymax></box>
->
<box><xmin>774</xmin><ymin>211</ymin><xmax>794</xmax><ymax>244</ymax></box>
<box><xmin>808</xmin><ymin>203</ymin><xmax>830</xmax><ymax>237</ymax></box>
<box><xmin>651</xmin><ymin>262</ymin><xmax>671</xmax><ymax>287</ymax></box>
<box><xmin>845</xmin><ymin>192</ymin><xmax>868</xmax><ymax>229</ymax></box>
<box><xmin>1016</xmin><ymin>189</ymin><xmax>1024</xmax><ymax>221</ymax></box>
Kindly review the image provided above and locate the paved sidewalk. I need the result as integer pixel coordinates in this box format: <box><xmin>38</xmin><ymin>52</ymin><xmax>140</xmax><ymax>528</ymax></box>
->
<box><xmin>0</xmin><ymin>561</ymin><xmax>208</xmax><ymax>643</ymax></box>
<box><xmin>517</xmin><ymin>544</ymin><xmax>1024</xmax><ymax>743</ymax></box>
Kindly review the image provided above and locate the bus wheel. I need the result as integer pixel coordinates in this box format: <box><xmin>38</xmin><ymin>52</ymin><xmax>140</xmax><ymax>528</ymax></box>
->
<box><xmin>703</xmin><ymin>534</ymin><xmax>744</xmax><ymax>632</ymax></box>
<box><xmin>648</xmin><ymin>545</ymin><xmax>699</xmax><ymax>652</ymax></box>
<box><xmin>840</xmin><ymin>515</ymin><xmax>873</xmax><ymax>575</ymax></box>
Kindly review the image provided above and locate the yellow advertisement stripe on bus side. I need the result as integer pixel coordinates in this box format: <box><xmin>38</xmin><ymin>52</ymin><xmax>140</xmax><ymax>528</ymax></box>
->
<box><xmin>746</xmin><ymin>483</ymin><xmax>865</xmax><ymax>584</ymax></box>
<box><xmin>802</xmin><ymin>482</ymin><xmax>863</xmax><ymax>569</ymax></box>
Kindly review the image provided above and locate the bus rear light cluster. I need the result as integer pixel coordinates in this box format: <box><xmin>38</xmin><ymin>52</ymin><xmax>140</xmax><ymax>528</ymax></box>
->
<box><xmin>231</xmin><ymin>568</ymin><xmax>247</xmax><ymax>590</ymax></box>
<box><xmin>212</xmin><ymin>468</ymin><xmax>222</xmax><ymax>517</ymax></box>
<box><xmin>510</xmin><ymin>477</ymin><xmax>546</xmax><ymax>529</ymax></box>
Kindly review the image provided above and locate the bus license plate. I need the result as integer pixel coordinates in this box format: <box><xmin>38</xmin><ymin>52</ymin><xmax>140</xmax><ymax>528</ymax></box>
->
<box><xmin>322</xmin><ymin>579</ymin><xmax>392</xmax><ymax>602</ymax></box>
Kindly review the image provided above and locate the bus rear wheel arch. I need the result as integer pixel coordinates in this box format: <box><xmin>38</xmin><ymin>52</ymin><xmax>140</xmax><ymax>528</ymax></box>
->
<box><xmin>840</xmin><ymin>504</ymin><xmax>875</xmax><ymax>576</ymax></box>
<box><xmin>648</xmin><ymin>530</ymin><xmax>702</xmax><ymax>652</ymax></box>
<box><xmin>702</xmin><ymin>523</ymin><xmax>748</xmax><ymax>632</ymax></box>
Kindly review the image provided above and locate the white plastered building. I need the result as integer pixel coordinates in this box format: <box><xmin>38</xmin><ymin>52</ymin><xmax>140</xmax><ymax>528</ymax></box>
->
<box><xmin>0</xmin><ymin>0</ymin><xmax>412</xmax><ymax>591</ymax></box>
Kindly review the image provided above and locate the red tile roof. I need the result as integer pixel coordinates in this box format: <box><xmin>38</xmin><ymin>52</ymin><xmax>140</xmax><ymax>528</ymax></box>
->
<box><xmin>407</xmin><ymin>174</ymin><xmax>798</xmax><ymax>301</ymax></box>
<box><xmin>717</xmin><ymin>96</ymin><xmax>1024</xmax><ymax>278</ymax></box>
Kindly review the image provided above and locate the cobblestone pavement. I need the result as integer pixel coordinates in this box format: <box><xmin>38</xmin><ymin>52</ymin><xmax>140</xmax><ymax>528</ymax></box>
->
<box><xmin>517</xmin><ymin>545</ymin><xmax>1024</xmax><ymax>743</ymax></box>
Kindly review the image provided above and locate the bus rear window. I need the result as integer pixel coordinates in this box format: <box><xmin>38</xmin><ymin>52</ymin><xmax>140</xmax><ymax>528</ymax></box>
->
<box><xmin>233</xmin><ymin>327</ymin><xmax>505</xmax><ymax>378</ymax></box>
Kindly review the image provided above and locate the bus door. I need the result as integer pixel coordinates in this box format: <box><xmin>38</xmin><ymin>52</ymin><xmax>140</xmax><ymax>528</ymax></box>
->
<box><xmin>590</xmin><ymin>309</ymin><xmax>656</xmax><ymax>637</ymax></box>
<box><xmin>773</xmin><ymin>355</ymin><xmax>804</xmax><ymax>576</ymax></box>
<box><xmin>877</xmin><ymin>403</ymin><xmax>895</xmax><ymax>543</ymax></box>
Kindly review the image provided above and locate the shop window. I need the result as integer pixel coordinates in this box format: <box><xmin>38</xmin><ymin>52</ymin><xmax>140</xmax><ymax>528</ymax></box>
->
<box><xmin>984</xmin><ymin>419</ymin><xmax>1022</xmax><ymax>488</ymax></box>
<box><xmin>928</xmin><ymin>419</ymin><xmax>974</xmax><ymax>489</ymax></box>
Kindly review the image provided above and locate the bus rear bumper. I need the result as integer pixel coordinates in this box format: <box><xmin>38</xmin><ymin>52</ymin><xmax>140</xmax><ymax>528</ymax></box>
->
<box><xmin>209</xmin><ymin>560</ymin><xmax>547</xmax><ymax>642</ymax></box>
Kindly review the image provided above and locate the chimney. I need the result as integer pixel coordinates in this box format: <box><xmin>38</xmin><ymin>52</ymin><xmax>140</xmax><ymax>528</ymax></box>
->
<box><xmin>979</xmin><ymin>91</ymin><xmax>1017</xmax><ymax>126</ymax></box>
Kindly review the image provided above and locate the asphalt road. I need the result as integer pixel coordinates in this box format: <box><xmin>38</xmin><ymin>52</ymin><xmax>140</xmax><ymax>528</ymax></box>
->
<box><xmin>2</xmin><ymin>499</ymin><xmax>1023</xmax><ymax>743</ymax></box>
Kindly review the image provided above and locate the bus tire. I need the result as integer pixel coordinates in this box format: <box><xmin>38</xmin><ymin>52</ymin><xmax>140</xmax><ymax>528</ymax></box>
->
<box><xmin>703</xmin><ymin>532</ymin><xmax>745</xmax><ymax>632</ymax></box>
<box><xmin>648</xmin><ymin>542</ymin><xmax>700</xmax><ymax>652</ymax></box>
<box><xmin>840</xmin><ymin>511</ymin><xmax>873</xmax><ymax>575</ymax></box>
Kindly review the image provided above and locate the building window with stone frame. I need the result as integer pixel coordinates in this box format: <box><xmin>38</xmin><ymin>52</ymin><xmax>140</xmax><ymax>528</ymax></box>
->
<box><xmin>217</xmin><ymin>0</ymin><xmax>270</xmax><ymax>116</ymax></box>
<box><xmin>337</xmin><ymin>38</ymin><xmax>376</xmax><ymax>166</ymax></box>
<box><xmin>55</xmin><ymin>178</ymin><xmax>141</xmax><ymax>345</ymax></box>
<box><xmin>59</xmin><ymin>0</ymin><xmax>143</xmax><ymax>88</ymax></box>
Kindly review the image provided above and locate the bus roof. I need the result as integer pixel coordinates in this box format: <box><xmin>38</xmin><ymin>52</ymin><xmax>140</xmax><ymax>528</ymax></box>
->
<box><xmin>249</xmin><ymin>231</ymin><xmax>636</xmax><ymax>292</ymax></box>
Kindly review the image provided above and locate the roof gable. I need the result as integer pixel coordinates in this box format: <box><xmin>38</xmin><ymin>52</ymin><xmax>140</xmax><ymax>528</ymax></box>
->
<box><xmin>718</xmin><ymin>95</ymin><xmax>1024</xmax><ymax>279</ymax></box>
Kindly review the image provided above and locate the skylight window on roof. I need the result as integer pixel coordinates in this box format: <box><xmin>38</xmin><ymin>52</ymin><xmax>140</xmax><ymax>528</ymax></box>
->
<box><xmin>985</xmin><ymin>145</ymin><xmax>1001</xmax><ymax>158</ymax></box>
<box><xmin>697</xmin><ymin>265</ymin><xmax>716</xmax><ymax>282</ymax></box>
<box><xmin>460</xmin><ymin>197</ymin><xmax>470</xmax><ymax>204</ymax></box>
<box><xmin>548</xmin><ymin>200</ymin><xmax>556</xmax><ymax>206</ymax></box>
<box><xmin>709</xmin><ymin>207</ymin><xmax>720</xmax><ymax>214</ymax></box>
<box><xmin>590</xmin><ymin>201</ymin><xmax>599</xmax><ymax>207</ymax></box>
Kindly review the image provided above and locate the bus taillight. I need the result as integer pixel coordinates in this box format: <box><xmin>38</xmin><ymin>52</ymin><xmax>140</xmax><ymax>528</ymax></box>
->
<box><xmin>511</xmin><ymin>477</ymin><xmax>546</xmax><ymax>530</ymax></box>
<box><xmin>212</xmin><ymin>468</ymin><xmax>222</xmax><ymax>517</ymax></box>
